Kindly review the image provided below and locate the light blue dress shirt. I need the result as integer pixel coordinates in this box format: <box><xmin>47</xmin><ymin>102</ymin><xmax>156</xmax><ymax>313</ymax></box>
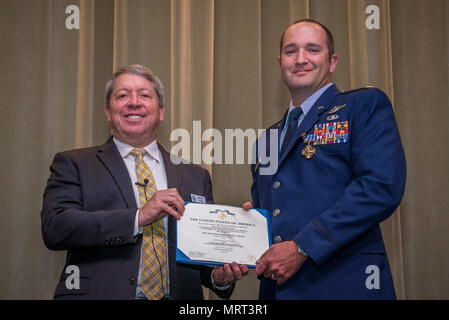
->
<box><xmin>279</xmin><ymin>83</ymin><xmax>333</xmax><ymax>150</ymax></box>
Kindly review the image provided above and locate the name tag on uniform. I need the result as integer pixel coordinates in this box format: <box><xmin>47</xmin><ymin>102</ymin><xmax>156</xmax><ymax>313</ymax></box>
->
<box><xmin>191</xmin><ymin>194</ymin><xmax>206</xmax><ymax>204</ymax></box>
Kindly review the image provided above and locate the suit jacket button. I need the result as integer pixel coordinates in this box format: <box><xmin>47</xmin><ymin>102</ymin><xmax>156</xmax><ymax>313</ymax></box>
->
<box><xmin>273</xmin><ymin>235</ymin><xmax>282</xmax><ymax>243</ymax></box>
<box><xmin>273</xmin><ymin>209</ymin><xmax>280</xmax><ymax>216</ymax></box>
<box><xmin>273</xmin><ymin>181</ymin><xmax>280</xmax><ymax>189</ymax></box>
<box><xmin>129</xmin><ymin>277</ymin><xmax>136</xmax><ymax>285</ymax></box>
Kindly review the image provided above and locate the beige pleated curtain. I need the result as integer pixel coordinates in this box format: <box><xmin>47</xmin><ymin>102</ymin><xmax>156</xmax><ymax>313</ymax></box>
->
<box><xmin>1</xmin><ymin>0</ymin><xmax>448</xmax><ymax>299</ymax></box>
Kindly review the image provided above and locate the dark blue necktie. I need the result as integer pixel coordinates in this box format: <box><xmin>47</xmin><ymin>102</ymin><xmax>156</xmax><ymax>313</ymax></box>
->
<box><xmin>282</xmin><ymin>107</ymin><xmax>303</xmax><ymax>151</ymax></box>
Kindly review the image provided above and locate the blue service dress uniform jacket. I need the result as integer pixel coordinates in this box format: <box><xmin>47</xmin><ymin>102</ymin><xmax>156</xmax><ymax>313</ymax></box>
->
<box><xmin>251</xmin><ymin>85</ymin><xmax>406</xmax><ymax>299</ymax></box>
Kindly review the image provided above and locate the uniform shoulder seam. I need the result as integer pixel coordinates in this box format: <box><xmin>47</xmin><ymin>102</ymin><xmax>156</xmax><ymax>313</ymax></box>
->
<box><xmin>266</xmin><ymin>119</ymin><xmax>283</xmax><ymax>130</ymax></box>
<box><xmin>339</xmin><ymin>86</ymin><xmax>377</xmax><ymax>95</ymax></box>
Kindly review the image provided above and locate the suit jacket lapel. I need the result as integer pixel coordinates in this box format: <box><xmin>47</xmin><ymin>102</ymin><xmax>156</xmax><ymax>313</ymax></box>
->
<box><xmin>159</xmin><ymin>145</ymin><xmax>182</xmax><ymax>213</ymax></box>
<box><xmin>96</xmin><ymin>136</ymin><xmax>137</xmax><ymax>209</ymax></box>
<box><xmin>278</xmin><ymin>85</ymin><xmax>340</xmax><ymax>167</ymax></box>
<box><xmin>159</xmin><ymin>143</ymin><xmax>184</xmax><ymax>294</ymax></box>
<box><xmin>277</xmin><ymin>109</ymin><xmax>290</xmax><ymax>149</ymax></box>
<box><xmin>159</xmin><ymin>143</ymin><xmax>183</xmax><ymax>189</ymax></box>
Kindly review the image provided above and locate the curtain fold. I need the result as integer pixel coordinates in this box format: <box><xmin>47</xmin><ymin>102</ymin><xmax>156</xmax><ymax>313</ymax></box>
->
<box><xmin>390</xmin><ymin>0</ymin><xmax>449</xmax><ymax>299</ymax></box>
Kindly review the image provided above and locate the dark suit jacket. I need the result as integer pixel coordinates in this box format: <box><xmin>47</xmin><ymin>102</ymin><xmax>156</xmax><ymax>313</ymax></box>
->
<box><xmin>41</xmin><ymin>137</ymin><xmax>233</xmax><ymax>299</ymax></box>
<box><xmin>251</xmin><ymin>85</ymin><xmax>406</xmax><ymax>299</ymax></box>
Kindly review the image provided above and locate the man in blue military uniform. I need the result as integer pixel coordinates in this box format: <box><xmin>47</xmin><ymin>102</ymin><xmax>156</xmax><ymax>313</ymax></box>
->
<box><xmin>243</xmin><ymin>19</ymin><xmax>406</xmax><ymax>299</ymax></box>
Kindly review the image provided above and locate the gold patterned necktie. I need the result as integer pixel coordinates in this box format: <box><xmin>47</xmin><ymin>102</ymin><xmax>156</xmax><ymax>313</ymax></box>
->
<box><xmin>129</xmin><ymin>148</ymin><xmax>168</xmax><ymax>300</ymax></box>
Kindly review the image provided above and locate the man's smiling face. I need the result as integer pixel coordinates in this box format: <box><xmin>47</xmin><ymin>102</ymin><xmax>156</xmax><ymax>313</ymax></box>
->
<box><xmin>105</xmin><ymin>73</ymin><xmax>164</xmax><ymax>147</ymax></box>
<box><xmin>279</xmin><ymin>22</ymin><xmax>338</xmax><ymax>97</ymax></box>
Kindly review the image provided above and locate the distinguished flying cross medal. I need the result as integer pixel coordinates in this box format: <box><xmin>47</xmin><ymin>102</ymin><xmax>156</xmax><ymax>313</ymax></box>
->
<box><xmin>301</xmin><ymin>142</ymin><xmax>316</xmax><ymax>159</ymax></box>
<box><xmin>301</xmin><ymin>133</ymin><xmax>316</xmax><ymax>159</ymax></box>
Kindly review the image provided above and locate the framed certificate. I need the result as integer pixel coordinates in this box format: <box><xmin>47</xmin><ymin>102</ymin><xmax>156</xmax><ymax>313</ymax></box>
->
<box><xmin>176</xmin><ymin>202</ymin><xmax>271</xmax><ymax>268</ymax></box>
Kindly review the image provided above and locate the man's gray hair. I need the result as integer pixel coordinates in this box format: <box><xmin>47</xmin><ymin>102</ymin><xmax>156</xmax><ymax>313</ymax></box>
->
<box><xmin>105</xmin><ymin>64</ymin><xmax>164</xmax><ymax>108</ymax></box>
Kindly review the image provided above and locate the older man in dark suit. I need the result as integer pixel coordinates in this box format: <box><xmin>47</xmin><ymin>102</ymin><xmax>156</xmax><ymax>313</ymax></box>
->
<box><xmin>41</xmin><ymin>64</ymin><xmax>248</xmax><ymax>300</ymax></box>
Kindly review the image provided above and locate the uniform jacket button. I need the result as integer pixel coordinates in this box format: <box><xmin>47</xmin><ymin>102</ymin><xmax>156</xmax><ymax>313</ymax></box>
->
<box><xmin>273</xmin><ymin>181</ymin><xmax>280</xmax><ymax>189</ymax></box>
<box><xmin>273</xmin><ymin>235</ymin><xmax>282</xmax><ymax>243</ymax></box>
<box><xmin>273</xmin><ymin>209</ymin><xmax>280</xmax><ymax>216</ymax></box>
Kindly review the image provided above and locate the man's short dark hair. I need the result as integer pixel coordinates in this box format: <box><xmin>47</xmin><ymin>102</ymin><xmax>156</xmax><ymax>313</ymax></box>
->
<box><xmin>279</xmin><ymin>19</ymin><xmax>335</xmax><ymax>59</ymax></box>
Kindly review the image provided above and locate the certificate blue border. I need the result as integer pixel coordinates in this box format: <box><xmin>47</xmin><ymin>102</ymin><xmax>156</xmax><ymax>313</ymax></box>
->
<box><xmin>176</xmin><ymin>202</ymin><xmax>271</xmax><ymax>268</ymax></box>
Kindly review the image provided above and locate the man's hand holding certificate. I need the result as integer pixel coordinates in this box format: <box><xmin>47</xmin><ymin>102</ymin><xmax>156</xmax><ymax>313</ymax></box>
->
<box><xmin>176</xmin><ymin>203</ymin><xmax>271</xmax><ymax>268</ymax></box>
